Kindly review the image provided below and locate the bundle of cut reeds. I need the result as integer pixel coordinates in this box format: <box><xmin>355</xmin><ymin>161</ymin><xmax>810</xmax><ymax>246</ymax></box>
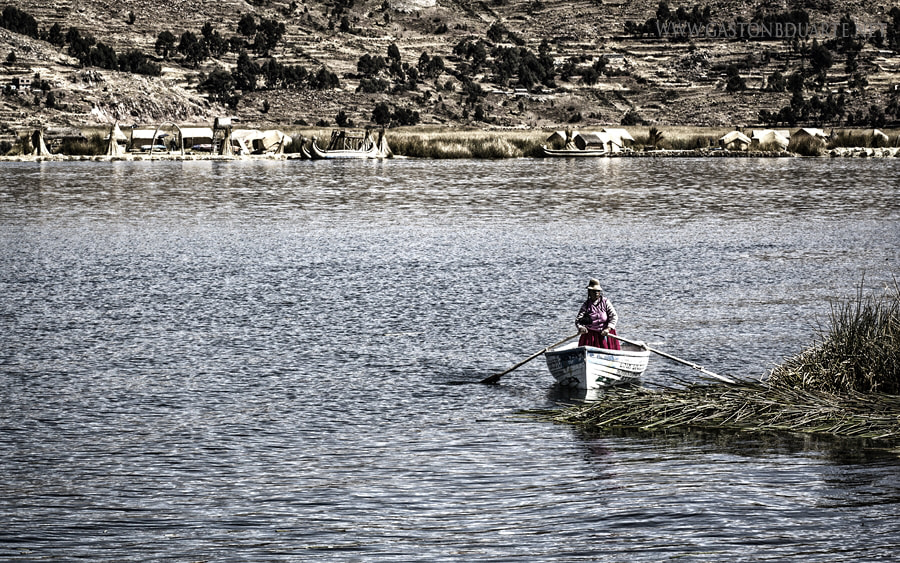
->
<box><xmin>546</xmin><ymin>382</ymin><xmax>900</xmax><ymax>440</ymax></box>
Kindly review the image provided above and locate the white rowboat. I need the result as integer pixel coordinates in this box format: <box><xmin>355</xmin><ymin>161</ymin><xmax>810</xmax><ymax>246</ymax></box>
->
<box><xmin>545</xmin><ymin>340</ymin><xmax>650</xmax><ymax>390</ymax></box>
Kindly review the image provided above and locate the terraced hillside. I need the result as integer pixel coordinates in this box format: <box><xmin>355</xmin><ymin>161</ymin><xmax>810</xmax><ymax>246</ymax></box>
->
<box><xmin>1</xmin><ymin>0</ymin><xmax>898</xmax><ymax>136</ymax></box>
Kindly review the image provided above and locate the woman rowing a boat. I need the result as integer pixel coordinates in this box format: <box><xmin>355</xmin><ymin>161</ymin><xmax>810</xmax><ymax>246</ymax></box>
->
<box><xmin>575</xmin><ymin>279</ymin><xmax>621</xmax><ymax>350</ymax></box>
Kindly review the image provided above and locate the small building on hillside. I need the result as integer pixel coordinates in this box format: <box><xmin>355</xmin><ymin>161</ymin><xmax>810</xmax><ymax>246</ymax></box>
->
<box><xmin>719</xmin><ymin>130</ymin><xmax>751</xmax><ymax>151</ymax></box>
<box><xmin>10</xmin><ymin>76</ymin><xmax>32</xmax><ymax>91</ymax></box>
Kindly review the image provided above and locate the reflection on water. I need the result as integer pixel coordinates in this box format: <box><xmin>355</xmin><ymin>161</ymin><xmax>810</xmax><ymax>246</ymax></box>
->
<box><xmin>2</xmin><ymin>157</ymin><xmax>898</xmax><ymax>225</ymax></box>
<box><xmin>1</xmin><ymin>158</ymin><xmax>898</xmax><ymax>561</ymax></box>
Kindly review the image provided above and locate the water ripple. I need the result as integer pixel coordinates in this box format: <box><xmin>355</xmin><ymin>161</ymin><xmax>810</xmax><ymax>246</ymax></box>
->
<box><xmin>1</xmin><ymin>158</ymin><xmax>898</xmax><ymax>561</ymax></box>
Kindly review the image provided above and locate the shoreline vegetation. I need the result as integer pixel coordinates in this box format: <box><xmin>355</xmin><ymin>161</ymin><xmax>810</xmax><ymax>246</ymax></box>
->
<box><xmin>2</xmin><ymin>126</ymin><xmax>900</xmax><ymax>161</ymax></box>
<box><xmin>536</xmin><ymin>282</ymin><xmax>900</xmax><ymax>447</ymax></box>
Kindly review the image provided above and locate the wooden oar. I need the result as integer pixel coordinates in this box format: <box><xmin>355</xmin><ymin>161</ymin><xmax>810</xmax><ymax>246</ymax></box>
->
<box><xmin>606</xmin><ymin>333</ymin><xmax>737</xmax><ymax>384</ymax></box>
<box><xmin>480</xmin><ymin>332</ymin><xmax>580</xmax><ymax>385</ymax></box>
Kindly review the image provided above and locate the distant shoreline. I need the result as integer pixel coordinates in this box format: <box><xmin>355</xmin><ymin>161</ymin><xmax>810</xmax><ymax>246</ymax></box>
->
<box><xmin>3</xmin><ymin>147</ymin><xmax>899</xmax><ymax>161</ymax></box>
<box><xmin>4</xmin><ymin>125</ymin><xmax>899</xmax><ymax>160</ymax></box>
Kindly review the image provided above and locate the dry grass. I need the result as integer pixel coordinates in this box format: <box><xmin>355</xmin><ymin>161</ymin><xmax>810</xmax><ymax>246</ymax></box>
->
<box><xmin>57</xmin><ymin>134</ymin><xmax>106</xmax><ymax>156</ymax></box>
<box><xmin>788</xmin><ymin>136</ymin><xmax>826</xmax><ymax>156</ymax></box>
<box><xmin>285</xmin><ymin>127</ymin><xmax>547</xmax><ymax>157</ymax></box>
<box><xmin>828</xmin><ymin>130</ymin><xmax>900</xmax><ymax>149</ymax></box>
<box><xmin>385</xmin><ymin>128</ymin><xmax>547</xmax><ymax>158</ymax></box>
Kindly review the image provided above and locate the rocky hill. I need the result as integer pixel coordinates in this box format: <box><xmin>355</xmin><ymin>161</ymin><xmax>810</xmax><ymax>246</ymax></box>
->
<box><xmin>1</xmin><ymin>0</ymin><xmax>898</xmax><ymax>138</ymax></box>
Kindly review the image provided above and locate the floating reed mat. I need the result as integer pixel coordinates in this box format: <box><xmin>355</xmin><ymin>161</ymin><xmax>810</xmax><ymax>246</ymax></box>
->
<box><xmin>539</xmin><ymin>281</ymin><xmax>900</xmax><ymax>443</ymax></box>
<box><xmin>539</xmin><ymin>382</ymin><xmax>900</xmax><ymax>441</ymax></box>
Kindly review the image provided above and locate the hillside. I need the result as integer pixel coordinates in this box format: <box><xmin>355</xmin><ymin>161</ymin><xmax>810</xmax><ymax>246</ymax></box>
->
<box><xmin>1</xmin><ymin>0</ymin><xmax>899</xmax><ymax>139</ymax></box>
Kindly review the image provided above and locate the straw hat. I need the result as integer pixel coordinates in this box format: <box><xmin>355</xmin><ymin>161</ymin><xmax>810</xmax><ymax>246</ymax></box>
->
<box><xmin>586</xmin><ymin>279</ymin><xmax>603</xmax><ymax>292</ymax></box>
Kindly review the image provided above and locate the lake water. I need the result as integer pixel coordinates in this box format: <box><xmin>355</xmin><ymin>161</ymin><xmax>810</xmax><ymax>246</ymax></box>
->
<box><xmin>1</xmin><ymin>157</ymin><xmax>898</xmax><ymax>561</ymax></box>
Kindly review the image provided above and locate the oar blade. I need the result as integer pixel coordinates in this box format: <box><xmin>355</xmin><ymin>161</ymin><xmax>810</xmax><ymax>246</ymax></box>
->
<box><xmin>480</xmin><ymin>373</ymin><xmax>502</xmax><ymax>385</ymax></box>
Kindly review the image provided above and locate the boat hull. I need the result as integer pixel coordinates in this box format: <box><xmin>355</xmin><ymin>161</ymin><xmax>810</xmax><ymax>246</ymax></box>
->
<box><xmin>310</xmin><ymin>140</ymin><xmax>379</xmax><ymax>159</ymax></box>
<box><xmin>541</xmin><ymin>145</ymin><xmax>608</xmax><ymax>157</ymax></box>
<box><xmin>545</xmin><ymin>342</ymin><xmax>649</xmax><ymax>389</ymax></box>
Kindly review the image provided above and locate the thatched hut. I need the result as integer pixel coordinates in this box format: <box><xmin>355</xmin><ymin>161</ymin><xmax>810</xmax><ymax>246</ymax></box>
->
<box><xmin>872</xmin><ymin>129</ymin><xmax>891</xmax><ymax>147</ymax></box>
<box><xmin>794</xmin><ymin>127</ymin><xmax>828</xmax><ymax>144</ymax></box>
<box><xmin>30</xmin><ymin>129</ymin><xmax>50</xmax><ymax>155</ymax></box>
<box><xmin>719</xmin><ymin>130</ymin><xmax>751</xmax><ymax>151</ymax></box>
<box><xmin>574</xmin><ymin>132</ymin><xmax>607</xmax><ymax>151</ymax></box>
<box><xmin>600</xmin><ymin>128</ymin><xmax>635</xmax><ymax>152</ymax></box>
<box><xmin>546</xmin><ymin>130</ymin><xmax>578</xmax><ymax>149</ymax></box>
<box><xmin>750</xmin><ymin>129</ymin><xmax>790</xmax><ymax>150</ymax></box>
<box><xmin>546</xmin><ymin>130</ymin><xmax>568</xmax><ymax>144</ymax></box>
<box><xmin>104</xmin><ymin>123</ymin><xmax>127</xmax><ymax>156</ymax></box>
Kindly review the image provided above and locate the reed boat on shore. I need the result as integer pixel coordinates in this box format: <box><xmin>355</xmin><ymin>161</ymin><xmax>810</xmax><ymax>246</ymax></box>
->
<box><xmin>540</xmin><ymin>145</ymin><xmax>608</xmax><ymax>157</ymax></box>
<box><xmin>310</xmin><ymin>129</ymin><xmax>392</xmax><ymax>159</ymax></box>
<box><xmin>545</xmin><ymin>340</ymin><xmax>650</xmax><ymax>389</ymax></box>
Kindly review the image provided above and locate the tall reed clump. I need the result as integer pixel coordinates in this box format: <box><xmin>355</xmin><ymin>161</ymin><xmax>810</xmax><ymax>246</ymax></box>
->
<box><xmin>662</xmin><ymin>133</ymin><xmax>717</xmax><ymax>151</ymax></box>
<box><xmin>788</xmin><ymin>136</ymin><xmax>826</xmax><ymax>156</ymax></box>
<box><xmin>630</xmin><ymin>131</ymin><xmax>717</xmax><ymax>151</ymax></box>
<box><xmin>766</xmin><ymin>282</ymin><xmax>900</xmax><ymax>395</ymax></box>
<box><xmin>58</xmin><ymin>134</ymin><xmax>106</xmax><ymax>156</ymax></box>
<box><xmin>6</xmin><ymin>134</ymin><xmax>33</xmax><ymax>155</ymax></box>
<box><xmin>827</xmin><ymin>131</ymin><xmax>894</xmax><ymax>149</ymax></box>
<box><xmin>283</xmin><ymin>136</ymin><xmax>307</xmax><ymax>154</ymax></box>
<box><xmin>388</xmin><ymin>130</ymin><xmax>545</xmax><ymax>158</ymax></box>
<box><xmin>543</xmin><ymin>377</ymin><xmax>900</xmax><ymax>440</ymax></box>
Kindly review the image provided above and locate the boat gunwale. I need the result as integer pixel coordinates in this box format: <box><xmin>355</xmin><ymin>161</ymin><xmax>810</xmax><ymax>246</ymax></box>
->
<box><xmin>546</xmin><ymin>343</ymin><xmax>650</xmax><ymax>359</ymax></box>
